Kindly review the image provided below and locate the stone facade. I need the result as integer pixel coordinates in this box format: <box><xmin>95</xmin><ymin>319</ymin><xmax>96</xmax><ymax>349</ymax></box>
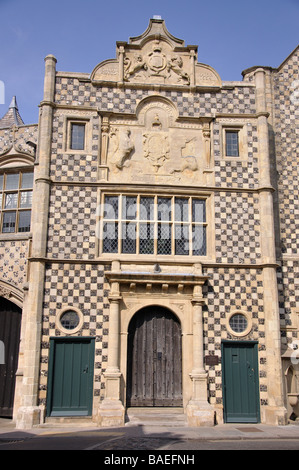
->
<box><xmin>0</xmin><ymin>19</ymin><xmax>298</xmax><ymax>428</ymax></box>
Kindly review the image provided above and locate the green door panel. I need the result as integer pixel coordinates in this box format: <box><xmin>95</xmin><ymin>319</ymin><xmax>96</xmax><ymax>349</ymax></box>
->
<box><xmin>47</xmin><ymin>338</ymin><xmax>95</xmax><ymax>417</ymax></box>
<box><xmin>222</xmin><ymin>341</ymin><xmax>260</xmax><ymax>423</ymax></box>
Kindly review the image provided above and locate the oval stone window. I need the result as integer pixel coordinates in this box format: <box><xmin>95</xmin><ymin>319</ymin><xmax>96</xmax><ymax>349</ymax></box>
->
<box><xmin>229</xmin><ymin>313</ymin><xmax>248</xmax><ymax>334</ymax></box>
<box><xmin>60</xmin><ymin>310</ymin><xmax>80</xmax><ymax>331</ymax></box>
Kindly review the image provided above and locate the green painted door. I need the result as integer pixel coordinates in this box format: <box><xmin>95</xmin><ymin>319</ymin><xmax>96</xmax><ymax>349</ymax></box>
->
<box><xmin>47</xmin><ymin>338</ymin><xmax>95</xmax><ymax>417</ymax></box>
<box><xmin>222</xmin><ymin>341</ymin><xmax>260</xmax><ymax>423</ymax></box>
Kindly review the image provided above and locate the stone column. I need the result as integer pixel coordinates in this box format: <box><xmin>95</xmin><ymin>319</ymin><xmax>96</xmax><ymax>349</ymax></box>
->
<box><xmin>117</xmin><ymin>44</ymin><xmax>125</xmax><ymax>84</ymax></box>
<box><xmin>203</xmin><ymin>123</ymin><xmax>211</xmax><ymax>168</ymax></box>
<box><xmin>189</xmin><ymin>48</ymin><xmax>196</xmax><ymax>87</ymax></box>
<box><xmin>98</xmin><ymin>261</ymin><xmax>125</xmax><ymax>427</ymax></box>
<box><xmin>98</xmin><ymin>114</ymin><xmax>110</xmax><ymax>181</ymax></box>
<box><xmin>16</xmin><ymin>55</ymin><xmax>57</xmax><ymax>429</ymax></box>
<box><xmin>186</xmin><ymin>282</ymin><xmax>215</xmax><ymax>426</ymax></box>
<box><xmin>255</xmin><ymin>68</ymin><xmax>287</xmax><ymax>425</ymax></box>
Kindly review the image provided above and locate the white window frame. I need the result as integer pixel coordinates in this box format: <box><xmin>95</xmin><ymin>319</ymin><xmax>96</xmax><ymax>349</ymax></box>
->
<box><xmin>97</xmin><ymin>192</ymin><xmax>208</xmax><ymax>259</ymax></box>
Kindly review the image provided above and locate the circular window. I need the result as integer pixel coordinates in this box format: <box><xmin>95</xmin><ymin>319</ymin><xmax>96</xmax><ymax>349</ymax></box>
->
<box><xmin>229</xmin><ymin>313</ymin><xmax>248</xmax><ymax>333</ymax></box>
<box><xmin>57</xmin><ymin>307</ymin><xmax>83</xmax><ymax>334</ymax></box>
<box><xmin>227</xmin><ymin>311</ymin><xmax>252</xmax><ymax>337</ymax></box>
<box><xmin>60</xmin><ymin>310</ymin><xmax>80</xmax><ymax>330</ymax></box>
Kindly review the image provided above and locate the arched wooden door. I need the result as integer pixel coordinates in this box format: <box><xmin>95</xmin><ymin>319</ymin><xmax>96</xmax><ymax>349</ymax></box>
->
<box><xmin>126</xmin><ymin>306</ymin><xmax>182</xmax><ymax>407</ymax></box>
<box><xmin>0</xmin><ymin>298</ymin><xmax>22</xmax><ymax>418</ymax></box>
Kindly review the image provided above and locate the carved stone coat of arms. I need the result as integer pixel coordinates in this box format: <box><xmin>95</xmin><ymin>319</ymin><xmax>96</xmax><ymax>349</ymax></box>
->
<box><xmin>143</xmin><ymin>131</ymin><xmax>170</xmax><ymax>172</ymax></box>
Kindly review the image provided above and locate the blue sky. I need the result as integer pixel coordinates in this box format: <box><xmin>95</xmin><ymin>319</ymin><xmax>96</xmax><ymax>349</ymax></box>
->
<box><xmin>0</xmin><ymin>0</ymin><xmax>298</xmax><ymax>124</ymax></box>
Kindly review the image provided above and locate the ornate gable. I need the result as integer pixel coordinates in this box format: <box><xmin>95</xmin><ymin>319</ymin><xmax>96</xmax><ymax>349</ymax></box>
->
<box><xmin>91</xmin><ymin>18</ymin><xmax>221</xmax><ymax>90</ymax></box>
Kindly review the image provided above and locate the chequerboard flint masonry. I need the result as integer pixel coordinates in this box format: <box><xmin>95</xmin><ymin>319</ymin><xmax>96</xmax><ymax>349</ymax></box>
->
<box><xmin>0</xmin><ymin>18</ymin><xmax>298</xmax><ymax>429</ymax></box>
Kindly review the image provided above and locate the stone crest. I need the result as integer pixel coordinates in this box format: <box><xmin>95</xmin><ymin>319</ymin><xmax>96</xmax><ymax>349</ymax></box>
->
<box><xmin>124</xmin><ymin>41</ymin><xmax>190</xmax><ymax>85</ymax></box>
<box><xmin>91</xmin><ymin>19</ymin><xmax>221</xmax><ymax>89</ymax></box>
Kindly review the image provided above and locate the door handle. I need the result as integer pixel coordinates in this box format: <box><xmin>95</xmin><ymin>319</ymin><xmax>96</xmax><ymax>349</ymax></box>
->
<box><xmin>83</xmin><ymin>366</ymin><xmax>89</xmax><ymax>374</ymax></box>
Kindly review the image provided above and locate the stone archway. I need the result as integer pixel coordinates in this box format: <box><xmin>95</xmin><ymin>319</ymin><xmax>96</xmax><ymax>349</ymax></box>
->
<box><xmin>126</xmin><ymin>305</ymin><xmax>182</xmax><ymax>407</ymax></box>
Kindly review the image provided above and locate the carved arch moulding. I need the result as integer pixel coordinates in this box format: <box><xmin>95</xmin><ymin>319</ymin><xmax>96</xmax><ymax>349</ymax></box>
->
<box><xmin>0</xmin><ymin>280</ymin><xmax>24</xmax><ymax>308</ymax></box>
<box><xmin>0</xmin><ymin>125</ymin><xmax>36</xmax><ymax>168</ymax></box>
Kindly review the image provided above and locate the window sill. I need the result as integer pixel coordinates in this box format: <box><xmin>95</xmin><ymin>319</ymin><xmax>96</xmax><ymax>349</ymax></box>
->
<box><xmin>0</xmin><ymin>232</ymin><xmax>32</xmax><ymax>241</ymax></box>
<box><xmin>97</xmin><ymin>252</ymin><xmax>209</xmax><ymax>265</ymax></box>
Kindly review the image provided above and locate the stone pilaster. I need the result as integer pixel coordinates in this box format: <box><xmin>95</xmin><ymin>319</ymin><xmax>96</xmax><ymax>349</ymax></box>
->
<box><xmin>16</xmin><ymin>55</ymin><xmax>57</xmax><ymax>429</ymax></box>
<box><xmin>255</xmin><ymin>68</ymin><xmax>287</xmax><ymax>425</ymax></box>
<box><xmin>98</xmin><ymin>114</ymin><xmax>110</xmax><ymax>181</ymax></box>
<box><xmin>186</xmin><ymin>281</ymin><xmax>215</xmax><ymax>426</ymax></box>
<box><xmin>98</xmin><ymin>261</ymin><xmax>125</xmax><ymax>427</ymax></box>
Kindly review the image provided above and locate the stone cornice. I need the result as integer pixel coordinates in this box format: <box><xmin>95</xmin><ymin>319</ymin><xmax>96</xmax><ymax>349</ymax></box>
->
<box><xmin>47</xmin><ymin>178</ymin><xmax>275</xmax><ymax>194</ymax></box>
<box><xmin>105</xmin><ymin>271</ymin><xmax>209</xmax><ymax>286</ymax></box>
<box><xmin>27</xmin><ymin>256</ymin><xmax>279</xmax><ymax>270</ymax></box>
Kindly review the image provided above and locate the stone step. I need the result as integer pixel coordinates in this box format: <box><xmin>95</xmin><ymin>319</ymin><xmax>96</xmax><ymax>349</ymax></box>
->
<box><xmin>125</xmin><ymin>407</ymin><xmax>187</xmax><ymax>427</ymax></box>
<box><xmin>43</xmin><ymin>416</ymin><xmax>96</xmax><ymax>427</ymax></box>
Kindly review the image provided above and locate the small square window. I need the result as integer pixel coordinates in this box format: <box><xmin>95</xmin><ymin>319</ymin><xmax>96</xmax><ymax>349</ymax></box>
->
<box><xmin>70</xmin><ymin>123</ymin><xmax>85</xmax><ymax>150</ymax></box>
<box><xmin>226</xmin><ymin>131</ymin><xmax>239</xmax><ymax>157</ymax></box>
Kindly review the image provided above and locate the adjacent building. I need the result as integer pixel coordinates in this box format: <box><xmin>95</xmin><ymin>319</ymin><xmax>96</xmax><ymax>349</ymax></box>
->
<box><xmin>0</xmin><ymin>18</ymin><xmax>298</xmax><ymax>428</ymax></box>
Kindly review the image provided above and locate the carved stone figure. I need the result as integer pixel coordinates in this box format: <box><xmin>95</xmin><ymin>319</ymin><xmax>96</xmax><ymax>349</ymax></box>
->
<box><xmin>108</xmin><ymin>128</ymin><xmax>135</xmax><ymax>170</ymax></box>
<box><xmin>170</xmin><ymin>155</ymin><xmax>198</xmax><ymax>175</ymax></box>
<box><xmin>124</xmin><ymin>54</ymin><xmax>147</xmax><ymax>81</ymax></box>
<box><xmin>170</xmin><ymin>138</ymin><xmax>198</xmax><ymax>175</ymax></box>
<box><xmin>167</xmin><ymin>56</ymin><xmax>190</xmax><ymax>85</ymax></box>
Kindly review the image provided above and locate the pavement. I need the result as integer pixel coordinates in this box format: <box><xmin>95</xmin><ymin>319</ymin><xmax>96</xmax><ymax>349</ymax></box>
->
<box><xmin>1</xmin><ymin>417</ymin><xmax>299</xmax><ymax>448</ymax></box>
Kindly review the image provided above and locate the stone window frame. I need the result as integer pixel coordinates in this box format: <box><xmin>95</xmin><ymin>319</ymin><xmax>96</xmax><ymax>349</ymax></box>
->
<box><xmin>70</xmin><ymin>122</ymin><xmax>85</xmax><ymax>150</ymax></box>
<box><xmin>221</xmin><ymin>123</ymin><xmax>249</xmax><ymax>161</ymax></box>
<box><xmin>226</xmin><ymin>310</ymin><xmax>252</xmax><ymax>337</ymax></box>
<box><xmin>63</xmin><ymin>116</ymin><xmax>92</xmax><ymax>154</ymax></box>
<box><xmin>56</xmin><ymin>306</ymin><xmax>84</xmax><ymax>335</ymax></box>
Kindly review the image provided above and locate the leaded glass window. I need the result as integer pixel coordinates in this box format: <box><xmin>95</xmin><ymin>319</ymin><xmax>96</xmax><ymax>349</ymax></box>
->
<box><xmin>229</xmin><ymin>313</ymin><xmax>248</xmax><ymax>333</ymax></box>
<box><xmin>0</xmin><ymin>172</ymin><xmax>33</xmax><ymax>234</ymax></box>
<box><xmin>70</xmin><ymin>123</ymin><xmax>85</xmax><ymax>150</ymax></box>
<box><xmin>226</xmin><ymin>131</ymin><xmax>239</xmax><ymax>157</ymax></box>
<box><xmin>60</xmin><ymin>310</ymin><xmax>80</xmax><ymax>330</ymax></box>
<box><xmin>101</xmin><ymin>194</ymin><xmax>207</xmax><ymax>257</ymax></box>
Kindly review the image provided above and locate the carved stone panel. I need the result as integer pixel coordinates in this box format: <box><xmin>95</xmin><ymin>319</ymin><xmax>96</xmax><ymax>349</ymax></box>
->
<box><xmin>104</xmin><ymin>97</ymin><xmax>212</xmax><ymax>185</ymax></box>
<box><xmin>124</xmin><ymin>40</ymin><xmax>191</xmax><ymax>86</ymax></box>
<box><xmin>143</xmin><ymin>130</ymin><xmax>170</xmax><ymax>172</ymax></box>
